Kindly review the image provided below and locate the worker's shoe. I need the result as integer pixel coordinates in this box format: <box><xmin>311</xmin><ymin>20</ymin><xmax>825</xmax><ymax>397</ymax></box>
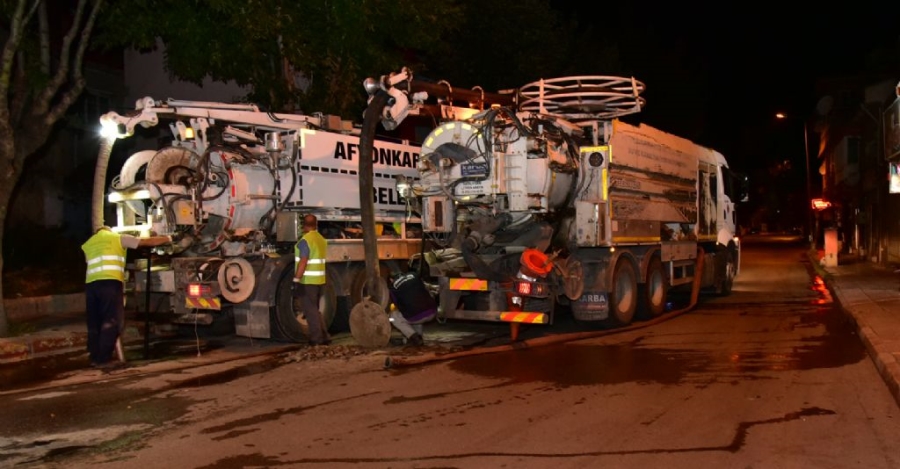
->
<box><xmin>407</xmin><ymin>333</ymin><xmax>424</xmax><ymax>346</ymax></box>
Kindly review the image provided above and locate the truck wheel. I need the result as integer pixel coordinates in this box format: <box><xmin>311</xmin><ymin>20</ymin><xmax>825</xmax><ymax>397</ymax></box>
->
<box><xmin>716</xmin><ymin>248</ymin><xmax>736</xmax><ymax>296</ymax></box>
<box><xmin>350</xmin><ymin>267</ymin><xmax>391</xmax><ymax>312</ymax></box>
<box><xmin>638</xmin><ymin>256</ymin><xmax>667</xmax><ymax>319</ymax></box>
<box><xmin>607</xmin><ymin>258</ymin><xmax>637</xmax><ymax>327</ymax></box>
<box><xmin>272</xmin><ymin>267</ymin><xmax>337</xmax><ymax>343</ymax></box>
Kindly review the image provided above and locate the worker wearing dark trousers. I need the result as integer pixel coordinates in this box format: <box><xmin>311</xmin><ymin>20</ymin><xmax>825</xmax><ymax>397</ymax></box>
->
<box><xmin>294</xmin><ymin>214</ymin><xmax>331</xmax><ymax>345</ymax></box>
<box><xmin>85</xmin><ymin>279</ymin><xmax>124</xmax><ymax>366</ymax></box>
<box><xmin>82</xmin><ymin>226</ymin><xmax>171</xmax><ymax>368</ymax></box>
<box><xmin>388</xmin><ymin>272</ymin><xmax>437</xmax><ymax>346</ymax></box>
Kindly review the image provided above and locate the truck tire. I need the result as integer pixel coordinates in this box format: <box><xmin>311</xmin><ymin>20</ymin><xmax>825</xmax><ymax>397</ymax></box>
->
<box><xmin>272</xmin><ymin>267</ymin><xmax>337</xmax><ymax>343</ymax></box>
<box><xmin>350</xmin><ymin>266</ymin><xmax>391</xmax><ymax>312</ymax></box>
<box><xmin>715</xmin><ymin>247</ymin><xmax>736</xmax><ymax>296</ymax></box>
<box><xmin>638</xmin><ymin>256</ymin><xmax>667</xmax><ymax>319</ymax></box>
<box><xmin>606</xmin><ymin>258</ymin><xmax>637</xmax><ymax>327</ymax></box>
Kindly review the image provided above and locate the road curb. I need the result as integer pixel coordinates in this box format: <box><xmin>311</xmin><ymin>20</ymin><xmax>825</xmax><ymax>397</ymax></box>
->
<box><xmin>4</xmin><ymin>293</ymin><xmax>84</xmax><ymax>322</ymax></box>
<box><xmin>0</xmin><ymin>324</ymin><xmax>149</xmax><ymax>364</ymax></box>
<box><xmin>0</xmin><ymin>332</ymin><xmax>87</xmax><ymax>364</ymax></box>
<box><xmin>849</xmin><ymin>314</ymin><xmax>900</xmax><ymax>409</ymax></box>
<box><xmin>810</xmin><ymin>252</ymin><xmax>900</xmax><ymax>409</ymax></box>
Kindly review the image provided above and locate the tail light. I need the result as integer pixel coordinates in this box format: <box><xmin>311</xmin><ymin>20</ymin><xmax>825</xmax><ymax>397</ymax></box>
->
<box><xmin>516</xmin><ymin>280</ymin><xmax>532</xmax><ymax>295</ymax></box>
<box><xmin>184</xmin><ymin>282</ymin><xmax>222</xmax><ymax>310</ymax></box>
<box><xmin>187</xmin><ymin>283</ymin><xmax>213</xmax><ymax>297</ymax></box>
<box><xmin>514</xmin><ymin>279</ymin><xmax>548</xmax><ymax>296</ymax></box>
<box><xmin>505</xmin><ymin>249</ymin><xmax>553</xmax><ymax>311</ymax></box>
<box><xmin>513</xmin><ymin>248</ymin><xmax>553</xmax><ymax>298</ymax></box>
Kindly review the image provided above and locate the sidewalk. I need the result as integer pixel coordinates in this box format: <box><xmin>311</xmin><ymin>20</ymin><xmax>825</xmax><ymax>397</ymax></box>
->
<box><xmin>814</xmin><ymin>252</ymin><xmax>900</xmax><ymax>407</ymax></box>
<box><xmin>2</xmin><ymin>252</ymin><xmax>900</xmax><ymax>407</ymax></box>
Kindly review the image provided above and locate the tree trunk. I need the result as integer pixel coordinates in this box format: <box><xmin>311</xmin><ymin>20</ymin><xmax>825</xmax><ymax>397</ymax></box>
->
<box><xmin>0</xmin><ymin>180</ymin><xmax>14</xmax><ymax>337</ymax></box>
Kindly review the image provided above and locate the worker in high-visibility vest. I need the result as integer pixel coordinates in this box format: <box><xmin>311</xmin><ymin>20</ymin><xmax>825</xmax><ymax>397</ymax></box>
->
<box><xmin>294</xmin><ymin>214</ymin><xmax>331</xmax><ymax>346</ymax></box>
<box><xmin>81</xmin><ymin>226</ymin><xmax>171</xmax><ymax>368</ymax></box>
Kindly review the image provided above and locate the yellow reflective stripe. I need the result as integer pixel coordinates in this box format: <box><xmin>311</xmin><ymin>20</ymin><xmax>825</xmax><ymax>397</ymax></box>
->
<box><xmin>303</xmin><ymin>271</ymin><xmax>325</xmax><ymax>276</ymax></box>
<box><xmin>448</xmin><ymin>278</ymin><xmax>488</xmax><ymax>291</ymax></box>
<box><xmin>611</xmin><ymin>236</ymin><xmax>661</xmax><ymax>243</ymax></box>
<box><xmin>185</xmin><ymin>297</ymin><xmax>222</xmax><ymax>310</ymax></box>
<box><xmin>295</xmin><ymin>258</ymin><xmax>326</xmax><ymax>264</ymax></box>
<box><xmin>86</xmin><ymin>265</ymin><xmax>125</xmax><ymax>275</ymax></box>
<box><xmin>86</xmin><ymin>255</ymin><xmax>125</xmax><ymax>266</ymax></box>
<box><xmin>499</xmin><ymin>312</ymin><xmax>547</xmax><ymax>324</ymax></box>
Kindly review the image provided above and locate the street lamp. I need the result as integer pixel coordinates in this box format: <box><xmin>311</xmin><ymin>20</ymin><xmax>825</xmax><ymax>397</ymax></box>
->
<box><xmin>776</xmin><ymin>112</ymin><xmax>813</xmax><ymax>246</ymax></box>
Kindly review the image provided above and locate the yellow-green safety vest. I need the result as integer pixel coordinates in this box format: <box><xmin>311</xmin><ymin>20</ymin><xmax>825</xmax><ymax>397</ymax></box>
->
<box><xmin>294</xmin><ymin>230</ymin><xmax>327</xmax><ymax>285</ymax></box>
<box><xmin>82</xmin><ymin>229</ymin><xmax>127</xmax><ymax>283</ymax></box>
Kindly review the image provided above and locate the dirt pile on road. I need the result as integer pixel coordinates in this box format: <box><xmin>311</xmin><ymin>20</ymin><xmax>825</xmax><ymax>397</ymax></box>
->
<box><xmin>282</xmin><ymin>342</ymin><xmax>459</xmax><ymax>363</ymax></box>
<box><xmin>283</xmin><ymin>344</ymin><xmax>372</xmax><ymax>362</ymax></box>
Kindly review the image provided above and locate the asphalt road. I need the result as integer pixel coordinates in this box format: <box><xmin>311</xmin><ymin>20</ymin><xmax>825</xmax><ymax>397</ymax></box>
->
<box><xmin>3</xmin><ymin>235</ymin><xmax>900</xmax><ymax>468</ymax></box>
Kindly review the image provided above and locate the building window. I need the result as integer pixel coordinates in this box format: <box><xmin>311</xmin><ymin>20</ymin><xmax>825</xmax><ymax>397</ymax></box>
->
<box><xmin>890</xmin><ymin>161</ymin><xmax>900</xmax><ymax>194</ymax></box>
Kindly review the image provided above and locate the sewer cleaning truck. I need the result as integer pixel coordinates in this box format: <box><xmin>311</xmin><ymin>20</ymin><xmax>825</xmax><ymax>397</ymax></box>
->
<box><xmin>365</xmin><ymin>71</ymin><xmax>748</xmax><ymax>339</ymax></box>
<box><xmin>94</xmin><ymin>97</ymin><xmax>435</xmax><ymax>341</ymax></box>
<box><xmin>94</xmin><ymin>74</ymin><xmax>512</xmax><ymax>342</ymax></box>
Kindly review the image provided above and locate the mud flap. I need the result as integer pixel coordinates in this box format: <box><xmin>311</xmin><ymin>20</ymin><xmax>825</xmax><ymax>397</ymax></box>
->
<box><xmin>232</xmin><ymin>255</ymin><xmax>292</xmax><ymax>340</ymax></box>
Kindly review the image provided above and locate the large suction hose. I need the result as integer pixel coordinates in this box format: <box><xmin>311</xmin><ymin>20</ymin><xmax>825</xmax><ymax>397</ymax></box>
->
<box><xmin>384</xmin><ymin>247</ymin><xmax>706</xmax><ymax>369</ymax></box>
<box><xmin>91</xmin><ymin>136</ymin><xmax>116</xmax><ymax>232</ymax></box>
<box><xmin>359</xmin><ymin>90</ymin><xmax>390</xmax><ymax>305</ymax></box>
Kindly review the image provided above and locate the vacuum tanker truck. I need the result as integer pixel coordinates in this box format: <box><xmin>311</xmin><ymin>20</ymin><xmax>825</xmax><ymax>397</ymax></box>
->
<box><xmin>370</xmin><ymin>71</ymin><xmax>748</xmax><ymax>339</ymax></box>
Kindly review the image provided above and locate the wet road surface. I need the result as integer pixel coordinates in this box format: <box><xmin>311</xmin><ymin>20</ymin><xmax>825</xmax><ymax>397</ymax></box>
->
<box><xmin>3</xmin><ymin>235</ymin><xmax>900</xmax><ymax>468</ymax></box>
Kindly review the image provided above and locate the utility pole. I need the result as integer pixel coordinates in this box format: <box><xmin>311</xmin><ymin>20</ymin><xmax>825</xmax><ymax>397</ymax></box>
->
<box><xmin>776</xmin><ymin>112</ymin><xmax>814</xmax><ymax>247</ymax></box>
<box><xmin>803</xmin><ymin>120</ymin><xmax>813</xmax><ymax>247</ymax></box>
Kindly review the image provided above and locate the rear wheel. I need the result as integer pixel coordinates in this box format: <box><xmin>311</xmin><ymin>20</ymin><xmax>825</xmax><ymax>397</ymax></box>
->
<box><xmin>272</xmin><ymin>267</ymin><xmax>337</xmax><ymax>342</ymax></box>
<box><xmin>638</xmin><ymin>256</ymin><xmax>667</xmax><ymax>319</ymax></box>
<box><xmin>716</xmin><ymin>248</ymin><xmax>736</xmax><ymax>296</ymax></box>
<box><xmin>350</xmin><ymin>266</ymin><xmax>391</xmax><ymax>312</ymax></box>
<box><xmin>606</xmin><ymin>258</ymin><xmax>637</xmax><ymax>327</ymax></box>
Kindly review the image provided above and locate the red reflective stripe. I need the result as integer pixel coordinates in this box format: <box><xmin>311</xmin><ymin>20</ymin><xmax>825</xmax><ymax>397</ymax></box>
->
<box><xmin>499</xmin><ymin>312</ymin><xmax>547</xmax><ymax>324</ymax></box>
<box><xmin>227</xmin><ymin>205</ymin><xmax>235</xmax><ymax>228</ymax></box>
<box><xmin>448</xmin><ymin>278</ymin><xmax>488</xmax><ymax>291</ymax></box>
<box><xmin>185</xmin><ymin>297</ymin><xmax>222</xmax><ymax>310</ymax></box>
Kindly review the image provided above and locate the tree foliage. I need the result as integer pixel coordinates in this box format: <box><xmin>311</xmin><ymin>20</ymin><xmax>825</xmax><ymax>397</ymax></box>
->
<box><xmin>96</xmin><ymin>0</ymin><xmax>463</xmax><ymax>117</ymax></box>
<box><xmin>419</xmin><ymin>0</ymin><xmax>623</xmax><ymax>93</ymax></box>
<box><xmin>95</xmin><ymin>1</ymin><xmax>623</xmax><ymax>117</ymax></box>
<box><xmin>0</xmin><ymin>0</ymin><xmax>625</xmax><ymax>338</ymax></box>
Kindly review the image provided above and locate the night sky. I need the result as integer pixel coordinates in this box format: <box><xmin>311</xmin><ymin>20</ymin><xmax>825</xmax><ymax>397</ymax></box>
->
<box><xmin>552</xmin><ymin>2</ymin><xmax>900</xmax><ymax>174</ymax></box>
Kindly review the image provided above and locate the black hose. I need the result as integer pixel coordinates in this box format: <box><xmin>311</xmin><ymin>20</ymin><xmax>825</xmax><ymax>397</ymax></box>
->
<box><xmin>359</xmin><ymin>90</ymin><xmax>390</xmax><ymax>305</ymax></box>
